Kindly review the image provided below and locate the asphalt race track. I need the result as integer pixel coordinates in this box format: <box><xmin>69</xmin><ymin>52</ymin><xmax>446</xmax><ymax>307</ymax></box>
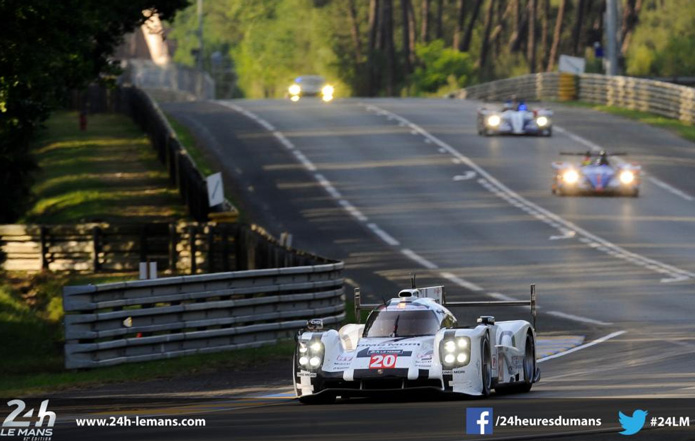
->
<box><xmin>57</xmin><ymin>98</ymin><xmax>695</xmax><ymax>440</ymax></box>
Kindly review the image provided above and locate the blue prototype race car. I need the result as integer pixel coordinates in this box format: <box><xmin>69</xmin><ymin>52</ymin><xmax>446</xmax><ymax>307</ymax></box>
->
<box><xmin>552</xmin><ymin>151</ymin><xmax>641</xmax><ymax>197</ymax></box>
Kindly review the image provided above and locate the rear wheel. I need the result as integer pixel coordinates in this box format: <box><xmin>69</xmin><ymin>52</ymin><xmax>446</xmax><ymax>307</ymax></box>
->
<box><xmin>518</xmin><ymin>333</ymin><xmax>535</xmax><ymax>393</ymax></box>
<box><xmin>480</xmin><ymin>335</ymin><xmax>492</xmax><ymax>397</ymax></box>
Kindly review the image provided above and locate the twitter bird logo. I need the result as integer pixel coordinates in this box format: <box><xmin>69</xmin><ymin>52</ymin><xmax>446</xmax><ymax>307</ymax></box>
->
<box><xmin>618</xmin><ymin>410</ymin><xmax>648</xmax><ymax>435</ymax></box>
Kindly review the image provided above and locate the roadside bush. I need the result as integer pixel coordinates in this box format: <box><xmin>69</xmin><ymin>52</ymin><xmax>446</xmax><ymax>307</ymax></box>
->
<box><xmin>410</xmin><ymin>40</ymin><xmax>475</xmax><ymax>95</ymax></box>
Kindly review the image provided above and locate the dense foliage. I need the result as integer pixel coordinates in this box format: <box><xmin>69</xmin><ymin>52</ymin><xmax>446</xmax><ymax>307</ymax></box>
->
<box><xmin>0</xmin><ymin>0</ymin><xmax>188</xmax><ymax>223</ymax></box>
<box><xmin>168</xmin><ymin>0</ymin><xmax>688</xmax><ymax>99</ymax></box>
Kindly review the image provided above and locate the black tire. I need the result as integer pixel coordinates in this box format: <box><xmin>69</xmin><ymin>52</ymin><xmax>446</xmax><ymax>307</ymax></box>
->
<box><xmin>298</xmin><ymin>393</ymin><xmax>335</xmax><ymax>405</ymax></box>
<box><xmin>518</xmin><ymin>333</ymin><xmax>535</xmax><ymax>393</ymax></box>
<box><xmin>480</xmin><ymin>335</ymin><xmax>492</xmax><ymax>397</ymax></box>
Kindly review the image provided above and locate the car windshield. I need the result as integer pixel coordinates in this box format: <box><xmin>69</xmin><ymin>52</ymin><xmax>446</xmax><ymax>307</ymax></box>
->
<box><xmin>363</xmin><ymin>310</ymin><xmax>440</xmax><ymax>338</ymax></box>
<box><xmin>296</xmin><ymin>76</ymin><xmax>325</xmax><ymax>86</ymax></box>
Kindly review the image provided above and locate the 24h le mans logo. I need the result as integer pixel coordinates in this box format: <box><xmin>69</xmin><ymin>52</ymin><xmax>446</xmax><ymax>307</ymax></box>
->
<box><xmin>1</xmin><ymin>399</ymin><xmax>56</xmax><ymax>440</ymax></box>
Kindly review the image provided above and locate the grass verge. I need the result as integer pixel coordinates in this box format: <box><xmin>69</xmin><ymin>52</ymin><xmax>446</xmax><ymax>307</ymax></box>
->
<box><xmin>559</xmin><ymin>101</ymin><xmax>695</xmax><ymax>144</ymax></box>
<box><xmin>166</xmin><ymin>115</ymin><xmax>215</xmax><ymax>177</ymax></box>
<box><xmin>21</xmin><ymin>111</ymin><xmax>186</xmax><ymax>224</ymax></box>
<box><xmin>165</xmin><ymin>112</ymin><xmax>244</xmax><ymax>220</ymax></box>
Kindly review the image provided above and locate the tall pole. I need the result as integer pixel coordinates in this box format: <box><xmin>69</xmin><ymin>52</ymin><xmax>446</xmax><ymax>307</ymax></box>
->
<box><xmin>605</xmin><ymin>0</ymin><xmax>618</xmax><ymax>75</ymax></box>
<box><xmin>197</xmin><ymin>0</ymin><xmax>204</xmax><ymax>71</ymax></box>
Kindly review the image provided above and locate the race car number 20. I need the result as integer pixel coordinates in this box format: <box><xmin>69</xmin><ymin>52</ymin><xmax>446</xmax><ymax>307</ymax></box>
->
<box><xmin>369</xmin><ymin>354</ymin><xmax>397</xmax><ymax>369</ymax></box>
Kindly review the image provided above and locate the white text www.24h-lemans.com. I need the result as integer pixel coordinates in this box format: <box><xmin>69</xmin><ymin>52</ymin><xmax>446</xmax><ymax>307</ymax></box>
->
<box><xmin>75</xmin><ymin>416</ymin><xmax>206</xmax><ymax>428</ymax></box>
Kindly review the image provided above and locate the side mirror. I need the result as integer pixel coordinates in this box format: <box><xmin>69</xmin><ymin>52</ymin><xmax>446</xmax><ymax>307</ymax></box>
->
<box><xmin>306</xmin><ymin>318</ymin><xmax>324</xmax><ymax>331</ymax></box>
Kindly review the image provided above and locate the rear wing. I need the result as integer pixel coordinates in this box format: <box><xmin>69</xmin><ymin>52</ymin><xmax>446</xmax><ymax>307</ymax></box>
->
<box><xmin>354</xmin><ymin>284</ymin><xmax>538</xmax><ymax>330</ymax></box>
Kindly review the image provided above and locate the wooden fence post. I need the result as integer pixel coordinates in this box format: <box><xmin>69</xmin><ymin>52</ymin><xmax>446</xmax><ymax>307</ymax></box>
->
<box><xmin>92</xmin><ymin>226</ymin><xmax>101</xmax><ymax>273</ymax></box>
<box><xmin>189</xmin><ymin>225</ymin><xmax>197</xmax><ymax>274</ymax></box>
<box><xmin>39</xmin><ymin>226</ymin><xmax>49</xmax><ymax>270</ymax></box>
<box><xmin>169</xmin><ymin>223</ymin><xmax>178</xmax><ymax>273</ymax></box>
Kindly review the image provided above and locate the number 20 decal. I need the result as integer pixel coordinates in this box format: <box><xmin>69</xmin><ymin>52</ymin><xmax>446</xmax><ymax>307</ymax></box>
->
<box><xmin>369</xmin><ymin>354</ymin><xmax>397</xmax><ymax>369</ymax></box>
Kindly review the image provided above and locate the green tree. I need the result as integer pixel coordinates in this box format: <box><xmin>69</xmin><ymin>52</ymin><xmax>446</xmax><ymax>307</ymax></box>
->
<box><xmin>0</xmin><ymin>0</ymin><xmax>188</xmax><ymax>222</ymax></box>
<box><xmin>411</xmin><ymin>40</ymin><xmax>474</xmax><ymax>94</ymax></box>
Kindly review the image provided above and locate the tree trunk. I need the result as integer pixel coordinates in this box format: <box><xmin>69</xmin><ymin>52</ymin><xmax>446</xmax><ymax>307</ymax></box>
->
<box><xmin>367</xmin><ymin>0</ymin><xmax>381</xmax><ymax>96</ymax></box>
<box><xmin>407</xmin><ymin>0</ymin><xmax>417</xmax><ymax>60</ymax></box>
<box><xmin>382</xmin><ymin>0</ymin><xmax>397</xmax><ymax>96</ymax></box>
<box><xmin>478</xmin><ymin>0</ymin><xmax>496</xmax><ymax>79</ymax></box>
<box><xmin>401</xmin><ymin>0</ymin><xmax>414</xmax><ymax>75</ymax></box>
<box><xmin>508</xmin><ymin>0</ymin><xmax>522</xmax><ymax>51</ymax></box>
<box><xmin>571</xmin><ymin>0</ymin><xmax>586</xmax><ymax>56</ymax></box>
<box><xmin>546</xmin><ymin>0</ymin><xmax>566</xmax><ymax>72</ymax></box>
<box><xmin>539</xmin><ymin>0</ymin><xmax>549</xmax><ymax>72</ymax></box>
<box><xmin>435</xmin><ymin>0</ymin><xmax>444</xmax><ymax>39</ymax></box>
<box><xmin>527</xmin><ymin>0</ymin><xmax>536</xmax><ymax>72</ymax></box>
<box><xmin>347</xmin><ymin>0</ymin><xmax>362</xmax><ymax>63</ymax></box>
<box><xmin>421</xmin><ymin>0</ymin><xmax>430</xmax><ymax>42</ymax></box>
<box><xmin>461</xmin><ymin>0</ymin><xmax>484</xmax><ymax>51</ymax></box>
<box><xmin>453</xmin><ymin>0</ymin><xmax>467</xmax><ymax>50</ymax></box>
<box><xmin>620</xmin><ymin>0</ymin><xmax>642</xmax><ymax>56</ymax></box>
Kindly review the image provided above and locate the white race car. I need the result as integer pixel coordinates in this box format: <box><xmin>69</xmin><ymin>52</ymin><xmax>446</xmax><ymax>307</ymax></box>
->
<box><xmin>294</xmin><ymin>284</ymin><xmax>540</xmax><ymax>403</ymax></box>
<box><xmin>477</xmin><ymin>104</ymin><xmax>553</xmax><ymax>136</ymax></box>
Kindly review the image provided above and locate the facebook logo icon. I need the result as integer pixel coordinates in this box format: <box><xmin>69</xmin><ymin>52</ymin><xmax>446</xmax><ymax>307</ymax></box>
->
<box><xmin>466</xmin><ymin>408</ymin><xmax>493</xmax><ymax>435</ymax></box>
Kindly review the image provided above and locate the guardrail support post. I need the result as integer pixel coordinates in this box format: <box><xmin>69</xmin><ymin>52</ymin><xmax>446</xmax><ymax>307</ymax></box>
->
<box><xmin>354</xmin><ymin>288</ymin><xmax>361</xmax><ymax>324</ymax></box>
<box><xmin>530</xmin><ymin>284</ymin><xmax>537</xmax><ymax>331</ymax></box>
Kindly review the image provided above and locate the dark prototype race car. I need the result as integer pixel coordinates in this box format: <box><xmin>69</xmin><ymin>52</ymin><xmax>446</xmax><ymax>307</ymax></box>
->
<box><xmin>552</xmin><ymin>151</ymin><xmax>641</xmax><ymax>197</ymax></box>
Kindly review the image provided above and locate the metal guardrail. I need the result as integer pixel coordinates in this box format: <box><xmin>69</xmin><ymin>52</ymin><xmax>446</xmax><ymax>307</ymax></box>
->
<box><xmin>456</xmin><ymin>73</ymin><xmax>695</xmax><ymax>125</ymax></box>
<box><xmin>63</xmin><ymin>262</ymin><xmax>345</xmax><ymax>369</ymax></box>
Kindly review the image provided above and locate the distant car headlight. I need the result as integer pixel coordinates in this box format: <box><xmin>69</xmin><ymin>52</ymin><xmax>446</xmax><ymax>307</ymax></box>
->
<box><xmin>536</xmin><ymin>116</ymin><xmax>549</xmax><ymax>127</ymax></box>
<box><xmin>309</xmin><ymin>356</ymin><xmax>321</xmax><ymax>367</ymax></box>
<box><xmin>563</xmin><ymin>170</ymin><xmax>580</xmax><ymax>184</ymax></box>
<box><xmin>619</xmin><ymin>170</ymin><xmax>635</xmax><ymax>184</ymax></box>
<box><xmin>456</xmin><ymin>353</ymin><xmax>468</xmax><ymax>363</ymax></box>
<box><xmin>290</xmin><ymin>95</ymin><xmax>300</xmax><ymax>102</ymax></box>
<box><xmin>444</xmin><ymin>341</ymin><xmax>456</xmax><ymax>353</ymax></box>
<box><xmin>321</xmin><ymin>94</ymin><xmax>333</xmax><ymax>102</ymax></box>
<box><xmin>487</xmin><ymin>115</ymin><xmax>501</xmax><ymax>127</ymax></box>
<box><xmin>444</xmin><ymin>354</ymin><xmax>456</xmax><ymax>365</ymax></box>
<box><xmin>299</xmin><ymin>356</ymin><xmax>309</xmax><ymax>365</ymax></box>
<box><xmin>457</xmin><ymin>338</ymin><xmax>468</xmax><ymax>349</ymax></box>
<box><xmin>322</xmin><ymin>85</ymin><xmax>334</xmax><ymax>96</ymax></box>
<box><xmin>310</xmin><ymin>342</ymin><xmax>323</xmax><ymax>352</ymax></box>
<box><xmin>289</xmin><ymin>84</ymin><xmax>301</xmax><ymax>95</ymax></box>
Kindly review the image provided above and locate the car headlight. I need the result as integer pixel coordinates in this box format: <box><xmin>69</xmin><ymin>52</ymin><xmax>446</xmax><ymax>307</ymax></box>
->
<box><xmin>298</xmin><ymin>340</ymin><xmax>324</xmax><ymax>368</ymax></box>
<box><xmin>322</xmin><ymin>85</ymin><xmax>334</xmax><ymax>96</ymax></box>
<box><xmin>563</xmin><ymin>170</ymin><xmax>579</xmax><ymax>184</ymax></box>
<box><xmin>440</xmin><ymin>337</ymin><xmax>471</xmax><ymax>367</ymax></box>
<box><xmin>289</xmin><ymin>84</ymin><xmax>301</xmax><ymax>95</ymax></box>
<box><xmin>536</xmin><ymin>116</ymin><xmax>549</xmax><ymax>127</ymax></box>
<box><xmin>487</xmin><ymin>115</ymin><xmax>501</xmax><ymax>127</ymax></box>
<box><xmin>321</xmin><ymin>94</ymin><xmax>333</xmax><ymax>102</ymax></box>
<box><xmin>619</xmin><ymin>170</ymin><xmax>635</xmax><ymax>184</ymax></box>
